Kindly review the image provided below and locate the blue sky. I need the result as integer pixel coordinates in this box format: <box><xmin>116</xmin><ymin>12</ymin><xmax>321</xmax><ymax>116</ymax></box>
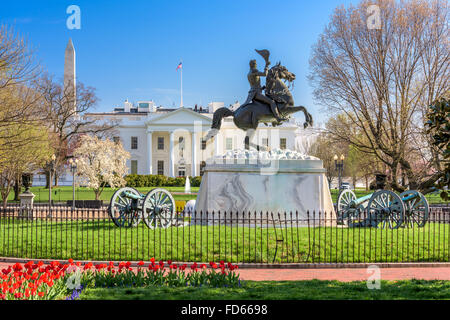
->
<box><xmin>1</xmin><ymin>0</ymin><xmax>358</xmax><ymax>124</ymax></box>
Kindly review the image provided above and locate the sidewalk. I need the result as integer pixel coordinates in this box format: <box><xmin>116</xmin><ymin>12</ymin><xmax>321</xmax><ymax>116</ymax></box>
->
<box><xmin>1</xmin><ymin>260</ymin><xmax>449</xmax><ymax>282</ymax></box>
<box><xmin>237</xmin><ymin>267</ymin><xmax>450</xmax><ymax>281</ymax></box>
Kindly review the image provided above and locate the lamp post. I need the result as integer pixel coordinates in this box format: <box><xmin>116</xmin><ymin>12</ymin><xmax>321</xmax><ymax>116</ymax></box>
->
<box><xmin>334</xmin><ymin>154</ymin><xmax>345</xmax><ymax>194</ymax></box>
<box><xmin>69</xmin><ymin>158</ymin><xmax>78</xmax><ymax>211</ymax></box>
<box><xmin>48</xmin><ymin>154</ymin><xmax>56</xmax><ymax>216</ymax></box>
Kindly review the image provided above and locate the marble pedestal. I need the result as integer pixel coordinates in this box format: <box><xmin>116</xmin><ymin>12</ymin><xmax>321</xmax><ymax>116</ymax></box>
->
<box><xmin>19</xmin><ymin>191</ymin><xmax>35</xmax><ymax>219</ymax></box>
<box><xmin>194</xmin><ymin>150</ymin><xmax>335</xmax><ymax>225</ymax></box>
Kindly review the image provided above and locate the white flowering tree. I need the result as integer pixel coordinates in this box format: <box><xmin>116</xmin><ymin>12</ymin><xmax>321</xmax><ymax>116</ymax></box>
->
<box><xmin>73</xmin><ymin>135</ymin><xmax>130</xmax><ymax>200</ymax></box>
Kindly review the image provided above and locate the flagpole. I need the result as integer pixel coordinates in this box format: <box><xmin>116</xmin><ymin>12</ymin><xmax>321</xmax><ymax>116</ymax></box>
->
<box><xmin>180</xmin><ymin>60</ymin><xmax>183</xmax><ymax>108</ymax></box>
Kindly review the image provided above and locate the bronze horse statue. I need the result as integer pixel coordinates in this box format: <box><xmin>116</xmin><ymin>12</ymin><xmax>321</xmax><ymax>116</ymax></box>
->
<box><xmin>204</xmin><ymin>62</ymin><xmax>313</xmax><ymax>150</ymax></box>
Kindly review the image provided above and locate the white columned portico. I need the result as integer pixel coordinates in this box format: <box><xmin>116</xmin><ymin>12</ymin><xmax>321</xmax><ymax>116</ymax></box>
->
<box><xmin>169</xmin><ymin>131</ymin><xmax>174</xmax><ymax>177</ymax></box>
<box><xmin>214</xmin><ymin>132</ymin><xmax>220</xmax><ymax>156</ymax></box>
<box><xmin>191</xmin><ymin>131</ymin><xmax>197</xmax><ymax>176</ymax></box>
<box><xmin>146</xmin><ymin>129</ymin><xmax>153</xmax><ymax>174</ymax></box>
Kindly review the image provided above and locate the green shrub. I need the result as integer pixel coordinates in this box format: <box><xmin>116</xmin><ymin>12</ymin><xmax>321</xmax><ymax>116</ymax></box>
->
<box><xmin>124</xmin><ymin>175</ymin><xmax>202</xmax><ymax>188</ymax></box>
<box><xmin>190</xmin><ymin>176</ymin><xmax>202</xmax><ymax>187</ymax></box>
<box><xmin>124</xmin><ymin>174</ymin><xmax>138</xmax><ymax>187</ymax></box>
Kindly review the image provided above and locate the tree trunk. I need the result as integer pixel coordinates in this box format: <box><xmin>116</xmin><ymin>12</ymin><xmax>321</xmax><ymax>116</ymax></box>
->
<box><xmin>45</xmin><ymin>171</ymin><xmax>50</xmax><ymax>189</ymax></box>
<box><xmin>13</xmin><ymin>177</ymin><xmax>21</xmax><ymax>201</ymax></box>
<box><xmin>389</xmin><ymin>160</ymin><xmax>406</xmax><ymax>193</ymax></box>
<box><xmin>401</xmin><ymin>171</ymin><xmax>406</xmax><ymax>187</ymax></box>
<box><xmin>1</xmin><ymin>190</ymin><xmax>9</xmax><ymax>209</ymax></box>
<box><xmin>54</xmin><ymin>172</ymin><xmax>59</xmax><ymax>187</ymax></box>
<box><xmin>365</xmin><ymin>176</ymin><xmax>369</xmax><ymax>191</ymax></box>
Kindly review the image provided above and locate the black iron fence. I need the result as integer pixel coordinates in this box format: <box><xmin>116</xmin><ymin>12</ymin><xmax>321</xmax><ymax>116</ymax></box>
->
<box><xmin>0</xmin><ymin>205</ymin><xmax>448</xmax><ymax>264</ymax></box>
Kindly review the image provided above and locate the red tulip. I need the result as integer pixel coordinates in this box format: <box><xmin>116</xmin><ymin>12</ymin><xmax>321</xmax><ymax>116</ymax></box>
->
<box><xmin>83</xmin><ymin>262</ymin><xmax>93</xmax><ymax>270</ymax></box>
<box><xmin>12</xmin><ymin>263</ymin><xmax>23</xmax><ymax>272</ymax></box>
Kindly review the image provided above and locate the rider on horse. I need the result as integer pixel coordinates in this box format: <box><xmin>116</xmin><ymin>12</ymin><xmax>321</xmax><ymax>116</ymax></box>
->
<box><xmin>240</xmin><ymin>58</ymin><xmax>287</xmax><ymax>124</ymax></box>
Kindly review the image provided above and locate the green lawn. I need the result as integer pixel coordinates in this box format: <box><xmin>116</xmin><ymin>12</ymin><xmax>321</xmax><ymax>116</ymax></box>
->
<box><xmin>79</xmin><ymin>279</ymin><xmax>450</xmax><ymax>300</ymax></box>
<box><xmin>2</xmin><ymin>186</ymin><xmax>446</xmax><ymax>205</ymax></box>
<box><xmin>1</xmin><ymin>218</ymin><xmax>448</xmax><ymax>263</ymax></box>
<box><xmin>2</xmin><ymin>186</ymin><xmax>199</xmax><ymax>203</ymax></box>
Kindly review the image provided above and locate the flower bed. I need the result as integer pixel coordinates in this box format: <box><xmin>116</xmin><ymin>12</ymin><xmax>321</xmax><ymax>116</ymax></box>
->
<box><xmin>0</xmin><ymin>259</ymin><xmax>240</xmax><ymax>300</ymax></box>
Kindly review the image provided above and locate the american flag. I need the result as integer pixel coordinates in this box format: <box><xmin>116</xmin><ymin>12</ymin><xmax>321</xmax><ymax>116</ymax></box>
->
<box><xmin>176</xmin><ymin>62</ymin><xmax>182</xmax><ymax>71</ymax></box>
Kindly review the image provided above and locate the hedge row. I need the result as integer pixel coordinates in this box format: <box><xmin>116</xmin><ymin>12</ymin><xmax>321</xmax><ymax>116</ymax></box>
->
<box><xmin>124</xmin><ymin>174</ymin><xmax>202</xmax><ymax>188</ymax></box>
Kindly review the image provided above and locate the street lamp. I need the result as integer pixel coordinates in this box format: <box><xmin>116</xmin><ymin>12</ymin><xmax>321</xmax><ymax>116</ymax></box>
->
<box><xmin>334</xmin><ymin>154</ymin><xmax>345</xmax><ymax>194</ymax></box>
<box><xmin>69</xmin><ymin>158</ymin><xmax>78</xmax><ymax>211</ymax></box>
<box><xmin>48</xmin><ymin>154</ymin><xmax>56</xmax><ymax>215</ymax></box>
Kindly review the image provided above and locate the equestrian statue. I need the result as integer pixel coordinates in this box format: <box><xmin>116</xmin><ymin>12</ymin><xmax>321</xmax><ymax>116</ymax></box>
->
<box><xmin>203</xmin><ymin>49</ymin><xmax>313</xmax><ymax>151</ymax></box>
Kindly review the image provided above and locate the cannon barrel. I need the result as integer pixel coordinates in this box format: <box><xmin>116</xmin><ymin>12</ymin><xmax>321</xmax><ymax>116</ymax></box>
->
<box><xmin>348</xmin><ymin>191</ymin><xmax>420</xmax><ymax>208</ymax></box>
<box><xmin>349</xmin><ymin>193</ymin><xmax>373</xmax><ymax>208</ymax></box>
<box><xmin>123</xmin><ymin>190</ymin><xmax>144</xmax><ymax>200</ymax></box>
<box><xmin>401</xmin><ymin>192</ymin><xmax>421</xmax><ymax>202</ymax></box>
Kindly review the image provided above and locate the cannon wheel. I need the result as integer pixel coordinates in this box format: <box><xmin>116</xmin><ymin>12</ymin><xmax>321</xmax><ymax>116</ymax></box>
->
<box><xmin>367</xmin><ymin>190</ymin><xmax>405</xmax><ymax>229</ymax></box>
<box><xmin>109</xmin><ymin>187</ymin><xmax>142</xmax><ymax>228</ymax></box>
<box><xmin>142</xmin><ymin>188</ymin><xmax>175</xmax><ymax>229</ymax></box>
<box><xmin>400</xmin><ymin>190</ymin><xmax>429</xmax><ymax>228</ymax></box>
<box><xmin>337</xmin><ymin>189</ymin><xmax>358</xmax><ymax>224</ymax></box>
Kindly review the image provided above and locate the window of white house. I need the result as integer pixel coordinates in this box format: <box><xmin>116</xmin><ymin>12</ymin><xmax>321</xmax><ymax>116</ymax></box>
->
<box><xmin>201</xmin><ymin>138</ymin><xmax>206</xmax><ymax>150</ymax></box>
<box><xmin>158</xmin><ymin>137</ymin><xmax>164</xmax><ymax>150</ymax></box>
<box><xmin>157</xmin><ymin>160</ymin><xmax>164</xmax><ymax>175</ymax></box>
<box><xmin>130</xmin><ymin>160</ymin><xmax>138</xmax><ymax>174</ymax></box>
<box><xmin>113</xmin><ymin>136</ymin><xmax>120</xmax><ymax>144</ymax></box>
<box><xmin>226</xmin><ymin>137</ymin><xmax>233</xmax><ymax>150</ymax></box>
<box><xmin>280</xmin><ymin>138</ymin><xmax>287</xmax><ymax>150</ymax></box>
<box><xmin>262</xmin><ymin>138</ymin><xmax>269</xmax><ymax>148</ymax></box>
<box><xmin>131</xmin><ymin>137</ymin><xmax>138</xmax><ymax>149</ymax></box>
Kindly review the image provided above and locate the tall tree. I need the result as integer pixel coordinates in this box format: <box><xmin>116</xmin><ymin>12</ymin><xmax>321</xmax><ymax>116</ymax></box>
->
<box><xmin>0</xmin><ymin>26</ymin><xmax>44</xmax><ymax>155</ymax></box>
<box><xmin>0</xmin><ymin>25</ymin><xmax>40</xmax><ymax>90</ymax></box>
<box><xmin>37</xmin><ymin>75</ymin><xmax>117</xmax><ymax>187</ymax></box>
<box><xmin>309</xmin><ymin>0</ymin><xmax>449</xmax><ymax>193</ymax></box>
<box><xmin>0</xmin><ymin>124</ymin><xmax>52</xmax><ymax>208</ymax></box>
<box><xmin>425</xmin><ymin>95</ymin><xmax>450</xmax><ymax>199</ymax></box>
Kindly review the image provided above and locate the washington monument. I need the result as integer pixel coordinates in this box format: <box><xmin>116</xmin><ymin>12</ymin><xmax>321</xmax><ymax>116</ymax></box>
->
<box><xmin>64</xmin><ymin>38</ymin><xmax>76</xmax><ymax>112</ymax></box>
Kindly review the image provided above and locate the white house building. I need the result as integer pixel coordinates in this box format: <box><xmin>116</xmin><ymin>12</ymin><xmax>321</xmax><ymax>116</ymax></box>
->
<box><xmin>85</xmin><ymin>100</ymin><xmax>306</xmax><ymax>177</ymax></box>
